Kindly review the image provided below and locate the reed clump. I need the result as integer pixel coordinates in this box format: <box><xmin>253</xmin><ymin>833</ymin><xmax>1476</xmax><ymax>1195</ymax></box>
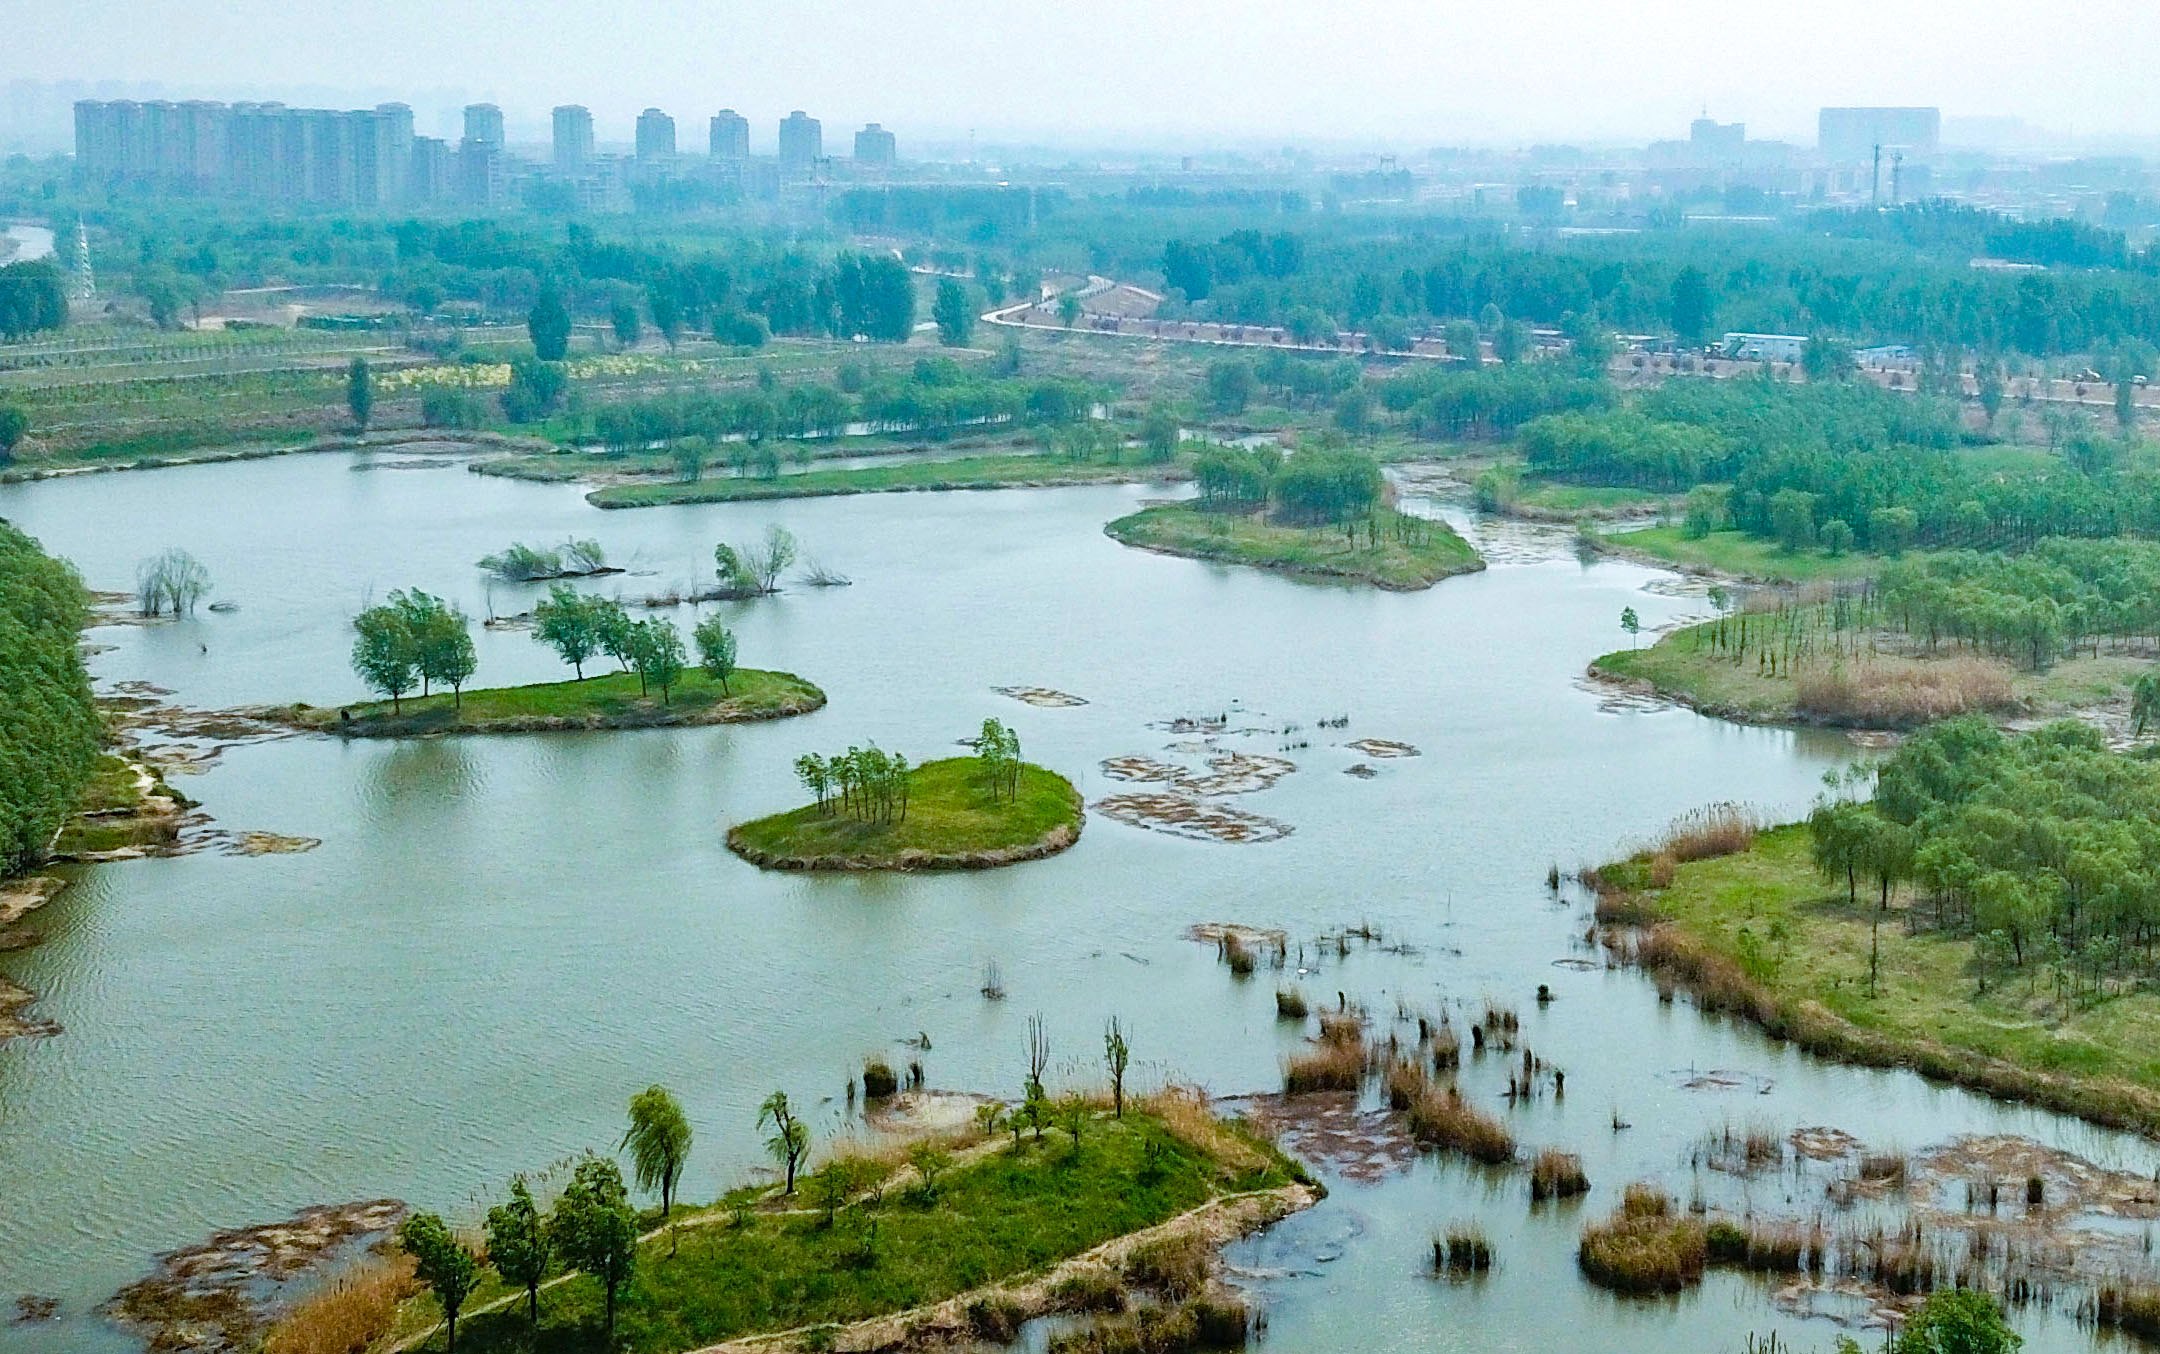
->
<box><xmin>1530</xmin><ymin>1149</ymin><xmax>1590</xmax><ymax>1201</ymax></box>
<box><xmin>1274</xmin><ymin>988</ymin><xmax>1308</xmax><ymax>1020</ymax></box>
<box><xmin>1404</xmin><ymin>1086</ymin><xmax>1515</xmax><ymax>1165</ymax></box>
<box><xmin>1659</xmin><ymin>803</ymin><xmax>1758</xmax><ymax>862</ymax></box>
<box><xmin>861</xmin><ymin>1060</ymin><xmax>900</xmax><ymax>1099</ymax></box>
<box><xmin>1124</xmin><ymin>1233</ymin><xmax>1211</xmax><ymax>1300</ymax></box>
<box><xmin>1050</xmin><ymin>1265</ymin><xmax>1129</xmax><ymax>1314</ymax></box>
<box><xmin>1578</xmin><ymin>1186</ymin><xmax>1707</xmax><ymax>1294</ymax></box>
<box><xmin>259</xmin><ymin>1256</ymin><xmax>417</xmax><ymax>1354</ymax></box>
<box><xmin>1429</xmin><ymin>1025</ymin><xmax>1461</xmax><ymax>1070</ymax></box>
<box><xmin>1283</xmin><ymin>1041</ymin><xmax>1364</xmax><ymax>1096</ymax></box>
<box><xmin>968</xmin><ymin>1294</ymin><xmax>1030</xmax><ymax>1342</ymax></box>
<box><xmin>2095</xmin><ymin>1283</ymin><xmax>2160</xmax><ymax>1340</ymax></box>
<box><xmin>1433</xmin><ymin>1224</ymin><xmax>1494</xmax><ymax>1272</ymax></box>
<box><xmin>1384</xmin><ymin>1057</ymin><xmax>1432</xmax><ymax>1111</ymax></box>
<box><xmin>1793</xmin><ymin>655</ymin><xmax>2013</xmax><ymax>726</ymax></box>
<box><xmin>1046</xmin><ymin>1294</ymin><xmax>1250</xmax><ymax>1354</ymax></box>
<box><xmin>1221</xmin><ymin>934</ymin><xmax>1256</xmax><ymax>977</ymax></box>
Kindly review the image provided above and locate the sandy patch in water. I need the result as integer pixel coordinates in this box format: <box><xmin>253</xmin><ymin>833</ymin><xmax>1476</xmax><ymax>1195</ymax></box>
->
<box><xmin>1093</xmin><ymin>793</ymin><xmax>1293</xmax><ymax>845</ymax></box>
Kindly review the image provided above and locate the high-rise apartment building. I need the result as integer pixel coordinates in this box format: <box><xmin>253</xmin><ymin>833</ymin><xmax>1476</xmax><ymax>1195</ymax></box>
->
<box><xmin>552</xmin><ymin>104</ymin><xmax>594</xmax><ymax>170</ymax></box>
<box><xmin>709</xmin><ymin>108</ymin><xmax>749</xmax><ymax>160</ymax></box>
<box><xmin>75</xmin><ymin>97</ymin><xmax>419</xmax><ymax>205</ymax></box>
<box><xmin>853</xmin><ymin>122</ymin><xmax>896</xmax><ymax>169</ymax></box>
<box><xmin>463</xmin><ymin>102</ymin><xmax>504</xmax><ymax>149</ymax></box>
<box><xmin>777</xmin><ymin>110</ymin><xmax>821</xmax><ymax>179</ymax></box>
<box><xmin>635</xmin><ymin>107</ymin><xmax>676</xmax><ymax>161</ymax></box>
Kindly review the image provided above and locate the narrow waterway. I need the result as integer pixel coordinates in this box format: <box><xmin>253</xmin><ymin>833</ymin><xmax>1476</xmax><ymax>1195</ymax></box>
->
<box><xmin>0</xmin><ymin>454</ymin><xmax>2148</xmax><ymax>1353</ymax></box>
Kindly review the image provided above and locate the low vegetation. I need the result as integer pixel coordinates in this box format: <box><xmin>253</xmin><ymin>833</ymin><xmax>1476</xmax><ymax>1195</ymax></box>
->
<box><xmin>1592</xmin><ymin>724</ymin><xmax>2160</xmax><ymax>1134</ymax></box>
<box><xmin>285</xmin><ymin>667</ymin><xmax>823</xmax><ymax>737</ymax></box>
<box><xmin>728</xmin><ymin>723</ymin><xmax>1082</xmax><ymax>871</ymax></box>
<box><xmin>589</xmin><ymin>450</ymin><xmax>1176</xmax><ymax>508</ymax></box>
<box><xmin>1105</xmin><ymin>502</ymin><xmax>1481</xmax><ymax>590</ymax></box>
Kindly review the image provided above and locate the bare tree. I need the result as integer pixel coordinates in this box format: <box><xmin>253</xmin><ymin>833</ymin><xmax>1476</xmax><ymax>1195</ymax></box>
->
<box><xmin>135</xmin><ymin>548</ymin><xmax>211</xmax><ymax>617</ymax></box>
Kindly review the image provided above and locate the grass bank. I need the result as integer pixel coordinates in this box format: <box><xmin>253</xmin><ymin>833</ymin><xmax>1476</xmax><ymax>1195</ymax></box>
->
<box><xmin>1104</xmin><ymin>503</ymin><xmax>1483</xmax><ymax>591</ymax></box>
<box><xmin>727</xmin><ymin>757</ymin><xmax>1082</xmax><ymax>871</ymax></box>
<box><xmin>1590</xmin><ymin>620</ymin><xmax>2132</xmax><ymax>730</ymax></box>
<box><xmin>49</xmin><ymin>753</ymin><xmax>191</xmax><ymax>858</ymax></box>
<box><xmin>1599</xmin><ymin>524</ymin><xmax>1891</xmax><ymax>584</ymax></box>
<box><xmin>588</xmin><ymin>454</ymin><xmax>1185</xmax><ymax>509</ymax></box>
<box><xmin>273</xmin><ymin>668</ymin><xmax>824</xmax><ymax>738</ymax></box>
<box><xmin>394</xmin><ymin>1100</ymin><xmax>1312</xmax><ymax>1354</ymax></box>
<box><xmin>1593</xmin><ymin>824</ymin><xmax>2160</xmax><ymax>1136</ymax></box>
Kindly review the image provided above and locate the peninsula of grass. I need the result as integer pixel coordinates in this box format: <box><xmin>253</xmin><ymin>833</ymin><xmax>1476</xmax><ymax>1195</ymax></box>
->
<box><xmin>49</xmin><ymin>752</ymin><xmax>191</xmax><ymax>858</ymax></box>
<box><xmin>276</xmin><ymin>668</ymin><xmax>824</xmax><ymax>738</ymax></box>
<box><xmin>1598</xmin><ymin>524</ymin><xmax>1891</xmax><ymax>583</ymax></box>
<box><xmin>1593</xmin><ymin>824</ymin><xmax>2160</xmax><ymax>1137</ymax></box>
<box><xmin>588</xmin><ymin>453</ymin><xmax>1185</xmax><ymax>508</ymax></box>
<box><xmin>388</xmin><ymin>1099</ymin><xmax>1315</xmax><ymax>1354</ymax></box>
<box><xmin>1104</xmin><ymin>503</ymin><xmax>1482</xmax><ymax>590</ymax></box>
<box><xmin>727</xmin><ymin>756</ymin><xmax>1083</xmax><ymax>871</ymax></box>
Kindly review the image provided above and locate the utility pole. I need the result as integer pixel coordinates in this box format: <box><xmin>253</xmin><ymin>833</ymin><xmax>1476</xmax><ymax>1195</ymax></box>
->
<box><xmin>1890</xmin><ymin>150</ymin><xmax>1904</xmax><ymax>207</ymax></box>
<box><xmin>1870</xmin><ymin>144</ymin><xmax>1881</xmax><ymax>209</ymax></box>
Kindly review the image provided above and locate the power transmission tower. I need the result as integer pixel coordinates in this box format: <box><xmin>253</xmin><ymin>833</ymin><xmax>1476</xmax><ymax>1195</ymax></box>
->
<box><xmin>70</xmin><ymin>218</ymin><xmax>95</xmax><ymax>301</ymax></box>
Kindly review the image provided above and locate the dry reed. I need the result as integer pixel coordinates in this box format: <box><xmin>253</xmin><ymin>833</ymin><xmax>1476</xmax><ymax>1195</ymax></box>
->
<box><xmin>1530</xmin><ymin>1150</ymin><xmax>1590</xmax><ymax>1201</ymax></box>
<box><xmin>1794</xmin><ymin>655</ymin><xmax>2014</xmax><ymax>726</ymax></box>
<box><xmin>259</xmin><ymin>1256</ymin><xmax>417</xmax><ymax>1354</ymax></box>
<box><xmin>1404</xmin><ymin>1087</ymin><xmax>1515</xmax><ymax>1165</ymax></box>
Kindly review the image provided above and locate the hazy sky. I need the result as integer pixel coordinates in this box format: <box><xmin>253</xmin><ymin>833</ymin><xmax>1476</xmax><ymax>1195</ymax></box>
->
<box><xmin>10</xmin><ymin>0</ymin><xmax>2159</xmax><ymax>149</ymax></box>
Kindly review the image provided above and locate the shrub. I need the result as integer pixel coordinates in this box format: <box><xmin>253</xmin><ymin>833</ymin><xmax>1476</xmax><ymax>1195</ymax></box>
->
<box><xmin>966</xmin><ymin>1295</ymin><xmax>1028</xmax><ymax>1343</ymax></box>
<box><xmin>1274</xmin><ymin>988</ymin><xmax>1308</xmax><ymax>1020</ymax></box>
<box><xmin>1188</xmin><ymin>1294</ymin><xmax>1249</xmax><ymax>1346</ymax></box>
<box><xmin>1529</xmin><ymin>1150</ymin><xmax>1590</xmax><ymax>1201</ymax></box>
<box><xmin>1646</xmin><ymin>852</ymin><xmax>1677</xmax><ymax>889</ymax></box>
<box><xmin>861</xmin><ymin>1061</ymin><xmax>899</xmax><ymax>1099</ymax></box>
<box><xmin>1405</xmin><ymin>1087</ymin><xmax>1515</xmax><ymax>1165</ymax></box>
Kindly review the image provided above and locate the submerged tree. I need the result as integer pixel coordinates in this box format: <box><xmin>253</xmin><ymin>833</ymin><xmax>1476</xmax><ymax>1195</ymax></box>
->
<box><xmin>715</xmin><ymin>525</ymin><xmax>798</xmax><ymax>596</ymax></box>
<box><xmin>135</xmin><ymin>547</ymin><xmax>212</xmax><ymax>618</ymax></box>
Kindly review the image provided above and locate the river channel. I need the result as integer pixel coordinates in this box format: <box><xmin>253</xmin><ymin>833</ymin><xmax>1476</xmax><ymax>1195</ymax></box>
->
<box><xmin>0</xmin><ymin>451</ymin><xmax>2150</xmax><ymax>1353</ymax></box>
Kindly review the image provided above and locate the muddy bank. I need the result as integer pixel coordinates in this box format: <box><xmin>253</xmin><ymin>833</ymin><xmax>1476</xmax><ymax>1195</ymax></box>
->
<box><xmin>106</xmin><ymin>1199</ymin><xmax>406</xmax><ymax>1354</ymax></box>
<box><xmin>727</xmin><ymin>817</ymin><xmax>1082</xmax><ymax>873</ymax></box>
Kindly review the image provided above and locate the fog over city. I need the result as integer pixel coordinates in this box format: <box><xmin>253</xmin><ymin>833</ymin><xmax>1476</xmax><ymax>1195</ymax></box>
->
<box><xmin>7</xmin><ymin>0</ymin><xmax>2160</xmax><ymax>148</ymax></box>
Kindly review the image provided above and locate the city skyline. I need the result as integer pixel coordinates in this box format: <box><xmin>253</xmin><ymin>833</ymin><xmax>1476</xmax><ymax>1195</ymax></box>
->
<box><xmin>5</xmin><ymin>0</ymin><xmax>2160</xmax><ymax>151</ymax></box>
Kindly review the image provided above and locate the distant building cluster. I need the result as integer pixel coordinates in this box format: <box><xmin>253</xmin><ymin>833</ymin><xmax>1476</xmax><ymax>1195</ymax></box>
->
<box><xmin>71</xmin><ymin>96</ymin><xmax>902</xmax><ymax>208</ymax></box>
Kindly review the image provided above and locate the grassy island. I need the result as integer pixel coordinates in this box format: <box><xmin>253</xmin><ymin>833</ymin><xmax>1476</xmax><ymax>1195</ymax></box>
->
<box><xmin>380</xmin><ymin>1096</ymin><xmax>1313</xmax><ymax>1354</ymax></box>
<box><xmin>588</xmin><ymin>453</ymin><xmax>1184</xmax><ymax>509</ymax></box>
<box><xmin>1106</xmin><ymin>502</ymin><xmax>1482</xmax><ymax>590</ymax></box>
<box><xmin>1598</xmin><ymin>524</ymin><xmax>1893</xmax><ymax>584</ymax></box>
<box><xmin>278</xmin><ymin>668</ymin><xmax>824</xmax><ymax>738</ymax></box>
<box><xmin>728</xmin><ymin>755</ymin><xmax>1082</xmax><ymax>871</ymax></box>
<box><xmin>1593</xmin><ymin>720</ymin><xmax>2160</xmax><ymax>1135</ymax></box>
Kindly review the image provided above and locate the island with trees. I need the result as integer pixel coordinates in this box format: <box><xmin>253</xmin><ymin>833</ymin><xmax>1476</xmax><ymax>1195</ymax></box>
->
<box><xmin>1590</xmin><ymin>717</ymin><xmax>2160</xmax><ymax>1136</ymax></box>
<box><xmin>727</xmin><ymin>719</ymin><xmax>1083</xmax><ymax>871</ymax></box>
<box><xmin>275</xmin><ymin>583</ymin><xmax>822</xmax><ymax>737</ymax></box>
<box><xmin>1106</xmin><ymin>442</ymin><xmax>1480</xmax><ymax>589</ymax></box>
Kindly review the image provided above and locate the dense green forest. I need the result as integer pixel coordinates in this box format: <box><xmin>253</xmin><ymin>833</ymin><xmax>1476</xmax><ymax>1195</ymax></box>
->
<box><xmin>1815</xmin><ymin>718</ymin><xmax>2160</xmax><ymax>996</ymax></box>
<box><xmin>1520</xmin><ymin>375</ymin><xmax>2160</xmax><ymax>551</ymax></box>
<box><xmin>0</xmin><ymin>522</ymin><xmax>100</xmax><ymax>874</ymax></box>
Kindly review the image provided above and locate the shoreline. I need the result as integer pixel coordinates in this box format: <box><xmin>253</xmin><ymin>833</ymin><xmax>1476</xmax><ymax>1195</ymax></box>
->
<box><xmin>0</xmin><ymin>429</ymin><xmax>553</xmax><ymax>483</ymax></box>
<box><xmin>1104</xmin><ymin>505</ymin><xmax>1486</xmax><ymax>592</ymax></box>
<box><xmin>726</xmin><ymin>761</ymin><xmax>1085</xmax><ymax>872</ymax></box>
<box><xmin>727</xmin><ymin>815</ymin><xmax>1082</xmax><ymax>872</ymax></box>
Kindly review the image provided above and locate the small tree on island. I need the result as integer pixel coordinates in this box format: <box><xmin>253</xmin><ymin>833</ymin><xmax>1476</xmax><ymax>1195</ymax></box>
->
<box><xmin>389</xmin><ymin>589</ymin><xmax>477</xmax><ymax>705</ymax></box>
<box><xmin>1620</xmin><ymin>606</ymin><xmax>1640</xmax><ymax>649</ymax></box>
<box><xmin>549</xmin><ymin>1155</ymin><xmax>637</xmax><ymax>1348</ymax></box>
<box><xmin>621</xmin><ymin>1084</ymin><xmax>693</xmax><ymax>1251</ymax></box>
<box><xmin>351</xmin><ymin>605</ymin><xmax>418</xmax><ymax>711</ymax></box>
<box><xmin>396</xmin><ymin>1212</ymin><xmax>478</xmax><ymax>1354</ymax></box>
<box><xmin>630</xmin><ymin>618</ymin><xmax>686</xmax><ymax>704</ymax></box>
<box><xmin>533</xmin><ymin>583</ymin><xmax>602</xmax><ymax>679</ymax></box>
<box><xmin>695</xmin><ymin>615</ymin><xmax>738</xmax><ymax>693</ymax></box>
<box><xmin>484</xmin><ymin>1177</ymin><xmax>549</xmax><ymax>1328</ymax></box>
<box><xmin>977</xmin><ymin>717</ymin><xmax>1022</xmax><ymax>802</ymax></box>
<box><xmin>1104</xmin><ymin>1016</ymin><xmax>1131</xmax><ymax>1118</ymax></box>
<box><xmin>347</xmin><ymin>357</ymin><xmax>373</xmax><ymax>432</ymax></box>
<box><xmin>759</xmin><ymin>1090</ymin><xmax>809</xmax><ymax>1194</ymax></box>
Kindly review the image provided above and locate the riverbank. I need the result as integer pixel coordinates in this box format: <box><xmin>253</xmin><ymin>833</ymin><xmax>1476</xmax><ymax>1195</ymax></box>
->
<box><xmin>727</xmin><ymin>758</ymin><xmax>1082</xmax><ymax>871</ymax></box>
<box><xmin>1592</xmin><ymin>824</ymin><xmax>2160</xmax><ymax>1137</ymax></box>
<box><xmin>386</xmin><ymin>1095</ymin><xmax>1312</xmax><ymax>1354</ymax></box>
<box><xmin>1105</xmin><ymin>503</ymin><xmax>1483</xmax><ymax>591</ymax></box>
<box><xmin>1590</xmin><ymin>620</ymin><xmax>2138</xmax><ymax>733</ymax></box>
<box><xmin>588</xmin><ymin>453</ymin><xmax>1187</xmax><ymax>509</ymax></box>
<box><xmin>0</xmin><ymin>429</ymin><xmax>551</xmax><ymax>482</ymax></box>
<box><xmin>271</xmin><ymin>669</ymin><xmax>825</xmax><ymax>738</ymax></box>
<box><xmin>1593</xmin><ymin>524</ymin><xmax>1893</xmax><ymax>584</ymax></box>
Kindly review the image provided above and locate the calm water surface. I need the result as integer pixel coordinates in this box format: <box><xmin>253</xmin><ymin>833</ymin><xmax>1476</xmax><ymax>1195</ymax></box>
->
<box><xmin>0</xmin><ymin>452</ymin><xmax>2149</xmax><ymax>1353</ymax></box>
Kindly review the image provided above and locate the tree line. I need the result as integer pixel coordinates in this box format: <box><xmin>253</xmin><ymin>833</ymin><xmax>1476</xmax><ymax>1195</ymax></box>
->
<box><xmin>0</xmin><ymin>259</ymin><xmax>67</xmax><ymax>341</ymax></box>
<box><xmin>0</xmin><ymin>524</ymin><xmax>101</xmax><ymax>874</ymax></box>
<box><xmin>1192</xmin><ymin>443</ymin><xmax>1384</xmax><ymax>528</ymax></box>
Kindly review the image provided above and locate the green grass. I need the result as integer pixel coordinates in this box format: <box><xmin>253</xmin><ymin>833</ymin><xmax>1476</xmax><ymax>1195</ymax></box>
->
<box><xmin>1603</xmin><ymin>525</ymin><xmax>1891</xmax><ymax>583</ymax></box>
<box><xmin>589</xmin><ymin>454</ymin><xmax>1184</xmax><ymax>508</ymax></box>
<box><xmin>50</xmin><ymin>753</ymin><xmax>186</xmax><ymax>856</ymax></box>
<box><xmin>1511</xmin><ymin>478</ymin><xmax>1674</xmax><ymax>513</ymax></box>
<box><xmin>728</xmin><ymin>757</ymin><xmax>1081</xmax><ymax>870</ymax></box>
<box><xmin>281</xmin><ymin>668</ymin><xmax>823</xmax><ymax>737</ymax></box>
<box><xmin>1105</xmin><ymin>503</ymin><xmax>1482</xmax><ymax>591</ymax></box>
<box><xmin>402</xmin><ymin>1109</ymin><xmax>1298</xmax><ymax>1353</ymax></box>
<box><xmin>1605</xmin><ymin>825</ymin><xmax>2160</xmax><ymax>1127</ymax></box>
